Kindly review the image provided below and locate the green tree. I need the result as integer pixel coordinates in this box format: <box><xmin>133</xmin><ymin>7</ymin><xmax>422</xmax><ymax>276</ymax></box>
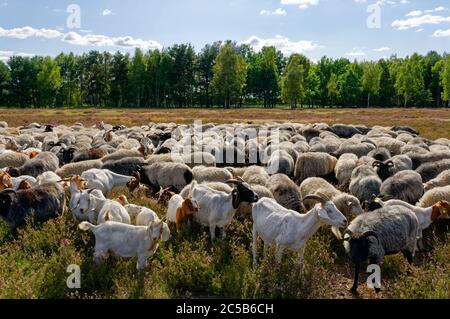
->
<box><xmin>440</xmin><ymin>55</ymin><xmax>450</xmax><ymax>106</ymax></box>
<box><xmin>211</xmin><ymin>42</ymin><xmax>247</xmax><ymax>108</ymax></box>
<box><xmin>339</xmin><ymin>63</ymin><xmax>362</xmax><ymax>107</ymax></box>
<box><xmin>0</xmin><ymin>60</ymin><xmax>10</xmax><ymax>106</ymax></box>
<box><xmin>8</xmin><ymin>56</ymin><xmax>40</xmax><ymax>107</ymax></box>
<box><xmin>197</xmin><ymin>42</ymin><xmax>221</xmax><ymax>107</ymax></box>
<box><xmin>361</xmin><ymin>62</ymin><xmax>382</xmax><ymax>107</ymax></box>
<box><xmin>55</xmin><ymin>53</ymin><xmax>81</xmax><ymax>107</ymax></box>
<box><xmin>305</xmin><ymin>65</ymin><xmax>320</xmax><ymax>108</ymax></box>
<box><xmin>110</xmin><ymin>51</ymin><xmax>129</xmax><ymax>107</ymax></box>
<box><xmin>37</xmin><ymin>57</ymin><xmax>62</xmax><ymax>107</ymax></box>
<box><xmin>281</xmin><ymin>54</ymin><xmax>305</xmax><ymax>109</ymax></box>
<box><xmin>327</xmin><ymin>73</ymin><xmax>338</xmax><ymax>107</ymax></box>
<box><xmin>128</xmin><ymin>48</ymin><xmax>147</xmax><ymax>107</ymax></box>
<box><xmin>395</xmin><ymin>54</ymin><xmax>429</xmax><ymax>107</ymax></box>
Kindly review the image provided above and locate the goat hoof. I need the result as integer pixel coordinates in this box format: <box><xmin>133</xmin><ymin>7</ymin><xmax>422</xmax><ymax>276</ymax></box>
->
<box><xmin>375</xmin><ymin>288</ymin><xmax>381</xmax><ymax>293</ymax></box>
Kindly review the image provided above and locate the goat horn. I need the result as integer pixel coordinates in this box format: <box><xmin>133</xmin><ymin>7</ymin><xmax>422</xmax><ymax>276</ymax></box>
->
<box><xmin>87</xmin><ymin>189</ymin><xmax>96</xmax><ymax>194</ymax></box>
<box><xmin>1</xmin><ymin>188</ymin><xmax>16</xmax><ymax>194</ymax></box>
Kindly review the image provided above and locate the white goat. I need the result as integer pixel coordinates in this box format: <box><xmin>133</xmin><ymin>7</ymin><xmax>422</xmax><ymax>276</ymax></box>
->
<box><xmin>189</xmin><ymin>179</ymin><xmax>258</xmax><ymax>240</ymax></box>
<box><xmin>78</xmin><ymin>220</ymin><xmax>170</xmax><ymax>270</ymax></box>
<box><xmin>81</xmin><ymin>168</ymin><xmax>134</xmax><ymax>197</ymax></box>
<box><xmin>252</xmin><ymin>195</ymin><xmax>347</xmax><ymax>268</ymax></box>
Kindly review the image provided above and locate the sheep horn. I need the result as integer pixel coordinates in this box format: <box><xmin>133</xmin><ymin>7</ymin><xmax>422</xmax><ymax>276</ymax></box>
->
<box><xmin>385</xmin><ymin>160</ymin><xmax>394</xmax><ymax>167</ymax></box>
<box><xmin>225</xmin><ymin>179</ymin><xmax>243</xmax><ymax>185</ymax></box>
<box><xmin>361</xmin><ymin>231</ymin><xmax>380</xmax><ymax>244</ymax></box>
<box><xmin>372</xmin><ymin>160</ymin><xmax>382</xmax><ymax>167</ymax></box>
<box><xmin>303</xmin><ymin>194</ymin><xmax>327</xmax><ymax>205</ymax></box>
<box><xmin>1</xmin><ymin>188</ymin><xmax>16</xmax><ymax>194</ymax></box>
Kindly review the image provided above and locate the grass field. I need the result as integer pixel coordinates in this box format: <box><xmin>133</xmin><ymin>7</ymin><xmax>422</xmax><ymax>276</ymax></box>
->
<box><xmin>0</xmin><ymin>107</ymin><xmax>449</xmax><ymax>299</ymax></box>
<box><xmin>1</xmin><ymin>107</ymin><xmax>449</xmax><ymax>139</ymax></box>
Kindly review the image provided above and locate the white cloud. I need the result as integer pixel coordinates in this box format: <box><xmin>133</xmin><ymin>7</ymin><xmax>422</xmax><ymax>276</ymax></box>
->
<box><xmin>0</xmin><ymin>50</ymin><xmax>35</xmax><ymax>62</ymax></box>
<box><xmin>374</xmin><ymin>47</ymin><xmax>391</xmax><ymax>52</ymax></box>
<box><xmin>354</xmin><ymin>0</ymin><xmax>366</xmax><ymax>3</ymax></box>
<box><xmin>62</xmin><ymin>31</ymin><xmax>162</xmax><ymax>50</ymax></box>
<box><xmin>346</xmin><ymin>48</ymin><xmax>366</xmax><ymax>57</ymax></box>
<box><xmin>0</xmin><ymin>26</ymin><xmax>62</xmax><ymax>39</ymax></box>
<box><xmin>281</xmin><ymin>0</ymin><xmax>319</xmax><ymax>10</ymax></box>
<box><xmin>241</xmin><ymin>35</ymin><xmax>322</xmax><ymax>55</ymax></box>
<box><xmin>392</xmin><ymin>14</ymin><xmax>450</xmax><ymax>30</ymax></box>
<box><xmin>405</xmin><ymin>10</ymin><xmax>423</xmax><ymax>17</ymax></box>
<box><xmin>425</xmin><ymin>6</ymin><xmax>447</xmax><ymax>13</ymax></box>
<box><xmin>415</xmin><ymin>28</ymin><xmax>424</xmax><ymax>32</ymax></box>
<box><xmin>102</xmin><ymin>9</ymin><xmax>113</xmax><ymax>16</ymax></box>
<box><xmin>0</xmin><ymin>25</ymin><xmax>162</xmax><ymax>50</ymax></box>
<box><xmin>260</xmin><ymin>8</ymin><xmax>287</xmax><ymax>16</ymax></box>
<box><xmin>432</xmin><ymin>28</ymin><xmax>450</xmax><ymax>37</ymax></box>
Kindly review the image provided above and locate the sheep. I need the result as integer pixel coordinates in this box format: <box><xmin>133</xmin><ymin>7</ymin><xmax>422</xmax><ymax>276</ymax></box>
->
<box><xmin>0</xmin><ymin>151</ymin><xmax>29</xmax><ymax>169</ymax></box>
<box><xmin>266</xmin><ymin>174</ymin><xmax>303</xmax><ymax>212</ymax></box>
<box><xmin>192</xmin><ymin>165</ymin><xmax>233</xmax><ymax>183</ymax></box>
<box><xmin>60</xmin><ymin>147</ymin><xmax>108</xmax><ymax>165</ymax></box>
<box><xmin>252</xmin><ymin>194</ymin><xmax>347</xmax><ymax>268</ymax></box>
<box><xmin>167</xmin><ymin>194</ymin><xmax>199</xmax><ymax>230</ymax></box>
<box><xmin>334</xmin><ymin>153</ymin><xmax>358</xmax><ymax>188</ymax></box>
<box><xmin>78</xmin><ymin>220</ymin><xmax>170</xmax><ymax>270</ymax></box>
<box><xmin>418</xmin><ymin>185</ymin><xmax>450</xmax><ymax>208</ymax></box>
<box><xmin>372</xmin><ymin>137</ymin><xmax>405</xmax><ymax>156</ymax></box>
<box><xmin>181</xmin><ymin>151</ymin><xmax>216</xmax><ymax>168</ymax></box>
<box><xmin>379</xmin><ymin>170</ymin><xmax>424</xmax><ymax>205</ymax></box>
<box><xmin>299</xmin><ymin>177</ymin><xmax>364</xmax><ymax>218</ymax></box>
<box><xmin>100</xmin><ymin>149</ymin><xmax>145</xmax><ymax>162</ymax></box>
<box><xmin>241</xmin><ymin>166</ymin><xmax>269</xmax><ymax>186</ymax></box>
<box><xmin>7</xmin><ymin>152</ymin><xmax>59</xmax><ymax>177</ymax></box>
<box><xmin>349</xmin><ymin>164</ymin><xmax>382</xmax><ymax>204</ymax></box>
<box><xmin>0</xmin><ymin>183</ymin><xmax>65</xmax><ymax>229</ymax></box>
<box><xmin>416</xmin><ymin>159</ymin><xmax>450</xmax><ymax>183</ymax></box>
<box><xmin>266</xmin><ymin>149</ymin><xmax>295</xmax><ymax>176</ymax></box>
<box><xmin>407</xmin><ymin>151</ymin><xmax>450</xmax><ymax>170</ymax></box>
<box><xmin>343</xmin><ymin>206</ymin><xmax>419</xmax><ymax>293</ymax></box>
<box><xmin>55</xmin><ymin>160</ymin><xmax>103</xmax><ymax>178</ymax></box>
<box><xmin>225</xmin><ymin>167</ymin><xmax>247</xmax><ymax>179</ymax></box>
<box><xmin>81</xmin><ymin>168</ymin><xmax>135</xmax><ymax>197</ymax></box>
<box><xmin>189</xmin><ymin>179</ymin><xmax>258</xmax><ymax>240</ymax></box>
<box><xmin>139</xmin><ymin>162</ymin><xmax>193</xmax><ymax>193</ymax></box>
<box><xmin>424</xmin><ymin>169</ymin><xmax>450</xmax><ymax>192</ymax></box>
<box><xmin>371</xmin><ymin>198</ymin><xmax>450</xmax><ymax>250</ymax></box>
<box><xmin>335</xmin><ymin>139</ymin><xmax>376</xmax><ymax>158</ymax></box>
<box><xmin>329</xmin><ymin>124</ymin><xmax>362</xmax><ymax>138</ymax></box>
<box><xmin>294</xmin><ymin>152</ymin><xmax>337</xmax><ymax>185</ymax></box>
<box><xmin>236</xmin><ymin>184</ymin><xmax>274</xmax><ymax>218</ymax></box>
<box><xmin>367</xmin><ymin>148</ymin><xmax>391</xmax><ymax>162</ymax></box>
<box><xmin>102</xmin><ymin>157</ymin><xmax>145</xmax><ymax>176</ymax></box>
<box><xmin>0</xmin><ymin>171</ymin><xmax>38</xmax><ymax>190</ymax></box>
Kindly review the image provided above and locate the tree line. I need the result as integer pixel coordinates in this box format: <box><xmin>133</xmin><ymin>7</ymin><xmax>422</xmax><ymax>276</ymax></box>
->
<box><xmin>0</xmin><ymin>41</ymin><xmax>449</xmax><ymax>109</ymax></box>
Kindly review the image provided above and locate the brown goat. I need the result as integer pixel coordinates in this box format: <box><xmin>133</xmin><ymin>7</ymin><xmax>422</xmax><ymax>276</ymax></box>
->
<box><xmin>17</xmin><ymin>180</ymin><xmax>32</xmax><ymax>190</ymax></box>
<box><xmin>175</xmin><ymin>198</ymin><xmax>199</xmax><ymax>230</ymax></box>
<box><xmin>0</xmin><ymin>172</ymin><xmax>13</xmax><ymax>190</ymax></box>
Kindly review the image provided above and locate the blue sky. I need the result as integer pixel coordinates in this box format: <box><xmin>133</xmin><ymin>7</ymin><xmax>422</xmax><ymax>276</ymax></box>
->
<box><xmin>0</xmin><ymin>0</ymin><xmax>449</xmax><ymax>62</ymax></box>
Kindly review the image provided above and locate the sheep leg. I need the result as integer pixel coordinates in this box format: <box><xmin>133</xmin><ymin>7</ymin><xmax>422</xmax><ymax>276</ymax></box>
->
<box><xmin>263</xmin><ymin>243</ymin><xmax>269</xmax><ymax>257</ymax></box>
<box><xmin>93</xmin><ymin>250</ymin><xmax>107</xmax><ymax>265</ymax></box>
<box><xmin>209</xmin><ymin>225</ymin><xmax>216</xmax><ymax>241</ymax></box>
<box><xmin>402</xmin><ymin>250</ymin><xmax>413</xmax><ymax>265</ymax></box>
<box><xmin>275</xmin><ymin>245</ymin><xmax>284</xmax><ymax>264</ymax></box>
<box><xmin>252</xmin><ymin>226</ymin><xmax>258</xmax><ymax>268</ymax></box>
<box><xmin>350</xmin><ymin>263</ymin><xmax>360</xmax><ymax>294</ymax></box>
<box><xmin>220</xmin><ymin>227</ymin><xmax>226</xmax><ymax>239</ymax></box>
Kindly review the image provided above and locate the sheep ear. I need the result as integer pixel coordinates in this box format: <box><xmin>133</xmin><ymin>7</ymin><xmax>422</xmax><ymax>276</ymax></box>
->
<box><xmin>347</xmin><ymin>201</ymin><xmax>353</xmax><ymax>206</ymax></box>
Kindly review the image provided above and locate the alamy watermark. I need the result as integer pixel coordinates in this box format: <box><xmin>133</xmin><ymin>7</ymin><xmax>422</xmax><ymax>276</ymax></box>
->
<box><xmin>66</xmin><ymin>264</ymin><xmax>81</xmax><ymax>289</ymax></box>
<box><xmin>66</xmin><ymin>4</ymin><xmax>81</xmax><ymax>29</ymax></box>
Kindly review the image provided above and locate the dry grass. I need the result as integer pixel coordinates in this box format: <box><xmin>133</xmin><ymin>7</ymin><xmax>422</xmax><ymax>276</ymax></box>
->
<box><xmin>1</xmin><ymin>107</ymin><xmax>449</xmax><ymax>139</ymax></box>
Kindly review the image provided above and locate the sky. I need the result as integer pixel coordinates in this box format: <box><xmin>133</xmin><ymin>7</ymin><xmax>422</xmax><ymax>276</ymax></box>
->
<box><xmin>0</xmin><ymin>0</ymin><xmax>449</xmax><ymax>62</ymax></box>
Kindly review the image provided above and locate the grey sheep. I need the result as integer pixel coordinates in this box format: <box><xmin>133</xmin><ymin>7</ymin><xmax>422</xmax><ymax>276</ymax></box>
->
<box><xmin>367</xmin><ymin>148</ymin><xmax>391</xmax><ymax>162</ymax></box>
<box><xmin>349</xmin><ymin>164</ymin><xmax>382</xmax><ymax>204</ymax></box>
<box><xmin>423</xmin><ymin>169</ymin><xmax>450</xmax><ymax>192</ymax></box>
<box><xmin>8</xmin><ymin>152</ymin><xmax>58</xmax><ymax>178</ymax></box>
<box><xmin>0</xmin><ymin>151</ymin><xmax>29</xmax><ymax>169</ymax></box>
<box><xmin>407</xmin><ymin>151</ymin><xmax>450</xmax><ymax>170</ymax></box>
<box><xmin>379</xmin><ymin>170</ymin><xmax>423</xmax><ymax>205</ymax></box>
<box><xmin>416</xmin><ymin>158</ymin><xmax>450</xmax><ymax>183</ymax></box>
<box><xmin>0</xmin><ymin>183</ymin><xmax>65</xmax><ymax>229</ymax></box>
<box><xmin>299</xmin><ymin>177</ymin><xmax>364</xmax><ymax>219</ymax></box>
<box><xmin>334</xmin><ymin>153</ymin><xmax>358</xmax><ymax>188</ymax></box>
<box><xmin>192</xmin><ymin>165</ymin><xmax>233</xmax><ymax>183</ymax></box>
<box><xmin>241</xmin><ymin>165</ymin><xmax>269</xmax><ymax>186</ymax></box>
<box><xmin>100</xmin><ymin>149</ymin><xmax>145</xmax><ymax>162</ymax></box>
<box><xmin>102</xmin><ymin>157</ymin><xmax>145</xmax><ymax>176</ymax></box>
<box><xmin>294</xmin><ymin>152</ymin><xmax>337</xmax><ymax>185</ymax></box>
<box><xmin>418</xmin><ymin>185</ymin><xmax>450</xmax><ymax>208</ymax></box>
<box><xmin>266</xmin><ymin>173</ymin><xmax>303</xmax><ymax>212</ymax></box>
<box><xmin>139</xmin><ymin>162</ymin><xmax>193</xmax><ymax>193</ymax></box>
<box><xmin>335</xmin><ymin>139</ymin><xmax>376</xmax><ymax>158</ymax></box>
<box><xmin>267</xmin><ymin>149</ymin><xmax>295</xmax><ymax>176</ymax></box>
<box><xmin>55</xmin><ymin>160</ymin><xmax>103</xmax><ymax>178</ymax></box>
<box><xmin>344</xmin><ymin>205</ymin><xmax>419</xmax><ymax>293</ymax></box>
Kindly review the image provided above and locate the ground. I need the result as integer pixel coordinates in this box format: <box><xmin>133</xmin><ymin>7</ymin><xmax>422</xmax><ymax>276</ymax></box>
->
<box><xmin>1</xmin><ymin>107</ymin><xmax>449</xmax><ymax>139</ymax></box>
<box><xmin>0</xmin><ymin>107</ymin><xmax>449</xmax><ymax>299</ymax></box>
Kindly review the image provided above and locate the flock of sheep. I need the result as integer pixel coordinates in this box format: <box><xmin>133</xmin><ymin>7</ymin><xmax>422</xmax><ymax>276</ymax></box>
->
<box><xmin>0</xmin><ymin>120</ymin><xmax>449</xmax><ymax>294</ymax></box>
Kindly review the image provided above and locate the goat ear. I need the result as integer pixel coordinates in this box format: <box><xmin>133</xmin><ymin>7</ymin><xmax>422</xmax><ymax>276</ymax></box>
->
<box><xmin>162</xmin><ymin>223</ymin><xmax>171</xmax><ymax>241</ymax></box>
<box><xmin>146</xmin><ymin>221</ymin><xmax>154</xmax><ymax>238</ymax></box>
<box><xmin>317</xmin><ymin>207</ymin><xmax>330</xmax><ymax>220</ymax></box>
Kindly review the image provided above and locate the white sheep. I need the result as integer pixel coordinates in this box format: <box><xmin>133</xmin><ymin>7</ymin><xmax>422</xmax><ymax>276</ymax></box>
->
<box><xmin>252</xmin><ymin>195</ymin><xmax>347</xmax><ymax>268</ymax></box>
<box><xmin>78</xmin><ymin>220</ymin><xmax>170</xmax><ymax>270</ymax></box>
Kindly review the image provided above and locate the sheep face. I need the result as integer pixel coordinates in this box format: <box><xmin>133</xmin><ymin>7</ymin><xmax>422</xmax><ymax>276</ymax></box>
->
<box><xmin>0</xmin><ymin>190</ymin><xmax>14</xmax><ymax>217</ymax></box>
<box><xmin>373</xmin><ymin>160</ymin><xmax>394</xmax><ymax>181</ymax></box>
<box><xmin>347</xmin><ymin>197</ymin><xmax>364</xmax><ymax>216</ymax></box>
<box><xmin>317</xmin><ymin>201</ymin><xmax>348</xmax><ymax>228</ymax></box>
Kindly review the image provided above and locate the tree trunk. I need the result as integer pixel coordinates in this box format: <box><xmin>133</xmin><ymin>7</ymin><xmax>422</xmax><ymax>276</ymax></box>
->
<box><xmin>367</xmin><ymin>93</ymin><xmax>370</xmax><ymax>108</ymax></box>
